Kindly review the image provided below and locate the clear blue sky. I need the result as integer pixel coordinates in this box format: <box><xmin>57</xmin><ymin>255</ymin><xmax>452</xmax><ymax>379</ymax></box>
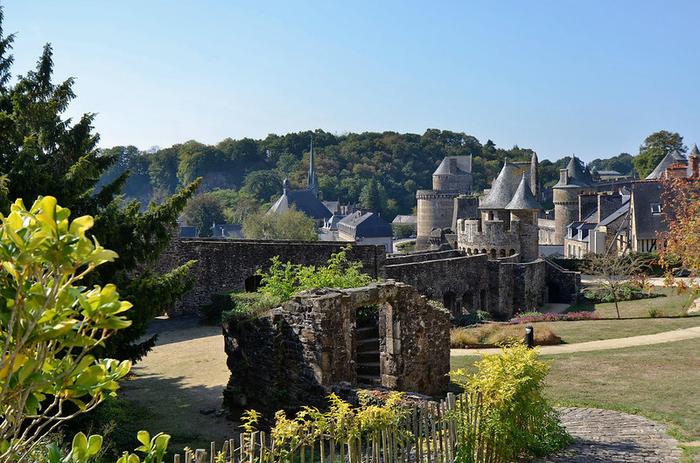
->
<box><xmin>5</xmin><ymin>1</ymin><xmax>699</xmax><ymax>161</ymax></box>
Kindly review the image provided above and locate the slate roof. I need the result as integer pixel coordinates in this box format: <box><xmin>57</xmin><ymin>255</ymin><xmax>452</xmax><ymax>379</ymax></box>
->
<box><xmin>337</xmin><ymin>211</ymin><xmax>392</xmax><ymax>238</ymax></box>
<box><xmin>479</xmin><ymin>161</ymin><xmax>521</xmax><ymax>209</ymax></box>
<box><xmin>598</xmin><ymin>201</ymin><xmax>630</xmax><ymax>227</ymax></box>
<box><xmin>631</xmin><ymin>182</ymin><xmax>666</xmax><ymax>239</ymax></box>
<box><xmin>555</xmin><ymin>155</ymin><xmax>593</xmax><ymax>187</ymax></box>
<box><xmin>268</xmin><ymin>187</ymin><xmax>332</xmax><ymax>220</ymax></box>
<box><xmin>392</xmin><ymin>215</ymin><xmax>417</xmax><ymax>225</ymax></box>
<box><xmin>691</xmin><ymin>144</ymin><xmax>700</xmax><ymax>158</ymax></box>
<box><xmin>646</xmin><ymin>150</ymin><xmax>688</xmax><ymax>179</ymax></box>
<box><xmin>434</xmin><ymin>156</ymin><xmax>472</xmax><ymax>175</ymax></box>
<box><xmin>322</xmin><ymin>201</ymin><xmax>340</xmax><ymax>214</ymax></box>
<box><xmin>179</xmin><ymin>226</ymin><xmax>197</xmax><ymax>238</ymax></box>
<box><xmin>323</xmin><ymin>214</ymin><xmax>345</xmax><ymax>231</ymax></box>
<box><xmin>212</xmin><ymin>223</ymin><xmax>243</xmax><ymax>239</ymax></box>
<box><xmin>505</xmin><ymin>174</ymin><xmax>541</xmax><ymax>210</ymax></box>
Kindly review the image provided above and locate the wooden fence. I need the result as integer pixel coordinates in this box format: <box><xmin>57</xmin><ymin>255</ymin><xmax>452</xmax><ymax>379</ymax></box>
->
<box><xmin>172</xmin><ymin>391</ymin><xmax>492</xmax><ymax>463</ymax></box>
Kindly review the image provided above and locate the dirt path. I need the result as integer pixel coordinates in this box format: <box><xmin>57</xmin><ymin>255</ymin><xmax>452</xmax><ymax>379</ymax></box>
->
<box><xmin>451</xmin><ymin>325</ymin><xmax>700</xmax><ymax>356</ymax></box>
<box><xmin>120</xmin><ymin>316</ymin><xmax>234</xmax><ymax>449</ymax></box>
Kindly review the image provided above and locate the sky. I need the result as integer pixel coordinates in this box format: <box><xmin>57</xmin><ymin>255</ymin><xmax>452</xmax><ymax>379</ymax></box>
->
<box><xmin>4</xmin><ymin>1</ymin><xmax>700</xmax><ymax>162</ymax></box>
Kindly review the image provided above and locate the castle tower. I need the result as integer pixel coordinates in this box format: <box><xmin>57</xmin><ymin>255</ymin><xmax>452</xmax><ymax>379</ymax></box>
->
<box><xmin>505</xmin><ymin>174</ymin><xmax>541</xmax><ymax>261</ymax></box>
<box><xmin>307</xmin><ymin>138</ymin><xmax>319</xmax><ymax>197</ymax></box>
<box><xmin>552</xmin><ymin>155</ymin><xmax>593</xmax><ymax>244</ymax></box>
<box><xmin>416</xmin><ymin>155</ymin><xmax>473</xmax><ymax>249</ymax></box>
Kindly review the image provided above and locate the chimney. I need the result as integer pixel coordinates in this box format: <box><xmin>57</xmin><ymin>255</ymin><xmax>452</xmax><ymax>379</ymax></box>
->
<box><xmin>690</xmin><ymin>156</ymin><xmax>700</xmax><ymax>179</ymax></box>
<box><xmin>559</xmin><ymin>168</ymin><xmax>568</xmax><ymax>186</ymax></box>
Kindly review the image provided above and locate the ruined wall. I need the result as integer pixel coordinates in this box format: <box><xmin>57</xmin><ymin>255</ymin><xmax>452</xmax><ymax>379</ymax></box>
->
<box><xmin>158</xmin><ymin>239</ymin><xmax>386</xmax><ymax>314</ymax></box>
<box><xmin>385</xmin><ymin>254</ymin><xmax>491</xmax><ymax>316</ymax></box>
<box><xmin>387</xmin><ymin>249</ymin><xmax>461</xmax><ymax>264</ymax></box>
<box><xmin>545</xmin><ymin>259</ymin><xmax>581</xmax><ymax>303</ymax></box>
<box><xmin>222</xmin><ymin>281</ymin><xmax>450</xmax><ymax>415</ymax></box>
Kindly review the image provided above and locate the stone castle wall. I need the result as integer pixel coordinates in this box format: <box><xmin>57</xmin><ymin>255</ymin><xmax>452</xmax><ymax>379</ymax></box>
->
<box><xmin>222</xmin><ymin>281</ymin><xmax>450</xmax><ymax>414</ymax></box>
<box><xmin>158</xmin><ymin>239</ymin><xmax>386</xmax><ymax>314</ymax></box>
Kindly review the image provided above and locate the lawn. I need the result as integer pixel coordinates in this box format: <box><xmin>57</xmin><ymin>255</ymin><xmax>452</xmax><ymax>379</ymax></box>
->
<box><xmin>569</xmin><ymin>286</ymin><xmax>694</xmax><ymax>318</ymax></box>
<box><xmin>531</xmin><ymin>316</ymin><xmax>700</xmax><ymax>344</ymax></box>
<box><xmin>451</xmin><ymin>338</ymin><xmax>700</xmax><ymax>442</ymax></box>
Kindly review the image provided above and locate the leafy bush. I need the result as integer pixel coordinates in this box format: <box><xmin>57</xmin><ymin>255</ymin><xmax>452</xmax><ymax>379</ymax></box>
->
<box><xmin>241</xmin><ymin>392</ymin><xmax>410</xmax><ymax>462</ymax></box>
<box><xmin>510</xmin><ymin>311</ymin><xmax>598</xmax><ymax>324</ymax></box>
<box><xmin>451</xmin><ymin>344</ymin><xmax>570</xmax><ymax>461</ymax></box>
<box><xmin>583</xmin><ymin>282</ymin><xmax>662</xmax><ymax>303</ymax></box>
<box><xmin>0</xmin><ymin>197</ymin><xmax>133</xmax><ymax>460</ymax></box>
<box><xmin>450</xmin><ymin>324</ymin><xmax>562</xmax><ymax>348</ymax></box>
<box><xmin>222</xmin><ymin>292</ymin><xmax>284</xmax><ymax>322</ymax></box>
<box><xmin>258</xmin><ymin>246</ymin><xmax>373</xmax><ymax>300</ymax></box>
<box><xmin>648</xmin><ymin>308</ymin><xmax>660</xmax><ymax>318</ymax></box>
<box><xmin>453</xmin><ymin>310</ymin><xmax>493</xmax><ymax>327</ymax></box>
<box><xmin>46</xmin><ymin>430</ymin><xmax>170</xmax><ymax>463</ymax></box>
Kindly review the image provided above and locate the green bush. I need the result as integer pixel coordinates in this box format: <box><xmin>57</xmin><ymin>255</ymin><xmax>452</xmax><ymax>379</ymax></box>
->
<box><xmin>583</xmin><ymin>282</ymin><xmax>662</xmax><ymax>303</ymax></box>
<box><xmin>453</xmin><ymin>310</ymin><xmax>492</xmax><ymax>326</ymax></box>
<box><xmin>222</xmin><ymin>292</ymin><xmax>283</xmax><ymax>322</ymax></box>
<box><xmin>451</xmin><ymin>344</ymin><xmax>570</xmax><ymax>461</ymax></box>
<box><xmin>258</xmin><ymin>246</ymin><xmax>374</xmax><ymax>300</ymax></box>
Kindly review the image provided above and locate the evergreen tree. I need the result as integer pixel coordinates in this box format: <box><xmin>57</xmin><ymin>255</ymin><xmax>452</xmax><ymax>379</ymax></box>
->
<box><xmin>0</xmin><ymin>9</ymin><xmax>198</xmax><ymax>361</ymax></box>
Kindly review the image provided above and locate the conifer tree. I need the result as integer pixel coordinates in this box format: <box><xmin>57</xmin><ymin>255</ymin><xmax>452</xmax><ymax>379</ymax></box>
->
<box><xmin>0</xmin><ymin>8</ymin><xmax>198</xmax><ymax>360</ymax></box>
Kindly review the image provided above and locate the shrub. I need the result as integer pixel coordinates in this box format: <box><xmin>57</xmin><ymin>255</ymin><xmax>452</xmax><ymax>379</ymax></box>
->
<box><xmin>223</xmin><ymin>292</ymin><xmax>284</xmax><ymax>322</ymax></box>
<box><xmin>582</xmin><ymin>282</ymin><xmax>662</xmax><ymax>304</ymax></box>
<box><xmin>510</xmin><ymin>311</ymin><xmax>598</xmax><ymax>324</ymax></box>
<box><xmin>453</xmin><ymin>310</ymin><xmax>493</xmax><ymax>326</ymax></box>
<box><xmin>0</xmin><ymin>197</ymin><xmax>133</xmax><ymax>460</ymax></box>
<box><xmin>450</xmin><ymin>324</ymin><xmax>562</xmax><ymax>348</ymax></box>
<box><xmin>258</xmin><ymin>246</ymin><xmax>373</xmax><ymax>301</ymax></box>
<box><xmin>648</xmin><ymin>308</ymin><xmax>660</xmax><ymax>318</ymax></box>
<box><xmin>450</xmin><ymin>344</ymin><xmax>570</xmax><ymax>461</ymax></box>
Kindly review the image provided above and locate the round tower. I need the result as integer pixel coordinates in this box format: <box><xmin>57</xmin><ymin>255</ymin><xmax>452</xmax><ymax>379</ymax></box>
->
<box><xmin>552</xmin><ymin>156</ymin><xmax>593</xmax><ymax>244</ymax></box>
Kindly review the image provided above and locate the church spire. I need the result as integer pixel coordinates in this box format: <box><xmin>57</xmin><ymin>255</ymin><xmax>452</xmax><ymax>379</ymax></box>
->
<box><xmin>307</xmin><ymin>136</ymin><xmax>319</xmax><ymax>197</ymax></box>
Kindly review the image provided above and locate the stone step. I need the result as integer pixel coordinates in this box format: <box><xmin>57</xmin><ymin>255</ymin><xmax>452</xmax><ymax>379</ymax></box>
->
<box><xmin>356</xmin><ymin>374</ymin><xmax>381</xmax><ymax>385</ymax></box>
<box><xmin>356</xmin><ymin>337</ymin><xmax>379</xmax><ymax>345</ymax></box>
<box><xmin>356</xmin><ymin>326</ymin><xmax>379</xmax><ymax>335</ymax></box>
<box><xmin>357</xmin><ymin>351</ymin><xmax>380</xmax><ymax>362</ymax></box>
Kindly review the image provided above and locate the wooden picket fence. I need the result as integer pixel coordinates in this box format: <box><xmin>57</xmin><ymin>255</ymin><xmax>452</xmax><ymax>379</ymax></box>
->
<box><xmin>172</xmin><ymin>391</ymin><xmax>493</xmax><ymax>463</ymax></box>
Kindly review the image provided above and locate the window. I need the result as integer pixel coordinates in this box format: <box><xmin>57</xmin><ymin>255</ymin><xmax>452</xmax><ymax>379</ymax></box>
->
<box><xmin>650</xmin><ymin>203</ymin><xmax>662</xmax><ymax>214</ymax></box>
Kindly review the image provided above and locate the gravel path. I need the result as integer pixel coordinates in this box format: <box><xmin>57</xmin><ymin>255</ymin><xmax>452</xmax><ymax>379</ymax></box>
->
<box><xmin>537</xmin><ymin>408</ymin><xmax>682</xmax><ymax>462</ymax></box>
<box><xmin>452</xmin><ymin>325</ymin><xmax>700</xmax><ymax>356</ymax></box>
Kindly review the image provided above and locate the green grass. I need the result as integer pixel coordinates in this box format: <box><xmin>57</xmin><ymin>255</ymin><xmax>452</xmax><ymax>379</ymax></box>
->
<box><xmin>568</xmin><ymin>287</ymin><xmax>694</xmax><ymax>318</ymax></box>
<box><xmin>529</xmin><ymin>316</ymin><xmax>700</xmax><ymax>344</ymax></box>
<box><xmin>451</xmin><ymin>337</ymin><xmax>700</xmax><ymax>442</ymax></box>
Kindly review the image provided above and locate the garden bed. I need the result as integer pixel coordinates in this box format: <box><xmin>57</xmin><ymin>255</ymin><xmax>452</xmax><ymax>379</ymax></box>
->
<box><xmin>450</xmin><ymin>323</ymin><xmax>562</xmax><ymax>348</ymax></box>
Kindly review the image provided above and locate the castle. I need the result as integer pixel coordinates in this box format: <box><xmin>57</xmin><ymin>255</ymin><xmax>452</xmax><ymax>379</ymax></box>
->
<box><xmin>457</xmin><ymin>160</ymin><xmax>541</xmax><ymax>262</ymax></box>
<box><xmin>416</xmin><ymin>153</ymin><xmax>540</xmax><ymax>262</ymax></box>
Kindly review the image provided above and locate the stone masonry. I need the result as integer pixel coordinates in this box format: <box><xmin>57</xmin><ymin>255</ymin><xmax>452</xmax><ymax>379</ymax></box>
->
<box><xmin>222</xmin><ymin>281</ymin><xmax>450</xmax><ymax>414</ymax></box>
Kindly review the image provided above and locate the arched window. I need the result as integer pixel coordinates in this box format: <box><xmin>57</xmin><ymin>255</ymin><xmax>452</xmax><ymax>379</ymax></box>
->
<box><xmin>490</xmin><ymin>249</ymin><xmax>497</xmax><ymax>259</ymax></box>
<box><xmin>509</xmin><ymin>249</ymin><xmax>516</xmax><ymax>256</ymax></box>
<box><xmin>481</xmin><ymin>249</ymin><xmax>487</xmax><ymax>255</ymax></box>
<box><xmin>499</xmin><ymin>249</ymin><xmax>506</xmax><ymax>258</ymax></box>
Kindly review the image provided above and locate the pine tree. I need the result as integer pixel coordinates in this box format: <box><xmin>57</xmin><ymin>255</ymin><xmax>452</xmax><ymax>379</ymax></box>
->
<box><xmin>0</xmin><ymin>8</ymin><xmax>198</xmax><ymax>361</ymax></box>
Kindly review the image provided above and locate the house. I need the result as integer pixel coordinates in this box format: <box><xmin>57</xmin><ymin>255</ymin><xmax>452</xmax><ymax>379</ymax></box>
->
<box><xmin>337</xmin><ymin>211</ymin><xmax>393</xmax><ymax>251</ymax></box>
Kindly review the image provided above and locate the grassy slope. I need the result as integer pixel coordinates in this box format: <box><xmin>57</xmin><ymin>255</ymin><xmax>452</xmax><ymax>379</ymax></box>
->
<box><xmin>569</xmin><ymin>287</ymin><xmax>694</xmax><ymax>318</ymax></box>
<box><xmin>451</xmin><ymin>338</ymin><xmax>700</xmax><ymax>441</ymax></box>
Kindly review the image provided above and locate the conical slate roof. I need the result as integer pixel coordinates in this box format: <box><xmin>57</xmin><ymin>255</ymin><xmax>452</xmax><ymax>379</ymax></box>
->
<box><xmin>479</xmin><ymin>160</ymin><xmax>520</xmax><ymax>209</ymax></box>
<box><xmin>505</xmin><ymin>174</ymin><xmax>541</xmax><ymax>210</ymax></box>
<box><xmin>690</xmin><ymin>144</ymin><xmax>700</xmax><ymax>158</ymax></box>
<box><xmin>433</xmin><ymin>156</ymin><xmax>472</xmax><ymax>175</ymax></box>
<box><xmin>565</xmin><ymin>156</ymin><xmax>593</xmax><ymax>186</ymax></box>
<box><xmin>646</xmin><ymin>150</ymin><xmax>688</xmax><ymax>179</ymax></box>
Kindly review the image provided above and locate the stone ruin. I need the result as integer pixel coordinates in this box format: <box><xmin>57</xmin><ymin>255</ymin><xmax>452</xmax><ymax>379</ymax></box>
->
<box><xmin>222</xmin><ymin>280</ymin><xmax>451</xmax><ymax>415</ymax></box>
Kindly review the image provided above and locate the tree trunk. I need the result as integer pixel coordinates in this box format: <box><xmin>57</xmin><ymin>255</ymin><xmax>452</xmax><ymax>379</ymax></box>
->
<box><xmin>614</xmin><ymin>299</ymin><xmax>621</xmax><ymax>319</ymax></box>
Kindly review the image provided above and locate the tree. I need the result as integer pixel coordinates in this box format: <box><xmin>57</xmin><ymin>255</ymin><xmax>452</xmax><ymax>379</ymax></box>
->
<box><xmin>0</xmin><ymin>11</ymin><xmax>197</xmax><ymax>361</ymax></box>
<box><xmin>583</xmin><ymin>254</ymin><xmax>649</xmax><ymax>319</ymax></box>
<box><xmin>181</xmin><ymin>193</ymin><xmax>226</xmax><ymax>237</ymax></box>
<box><xmin>359</xmin><ymin>179</ymin><xmax>382</xmax><ymax>212</ymax></box>
<box><xmin>243</xmin><ymin>209</ymin><xmax>317</xmax><ymax>241</ymax></box>
<box><xmin>659</xmin><ymin>177</ymin><xmax>700</xmax><ymax>275</ymax></box>
<box><xmin>633</xmin><ymin>130</ymin><xmax>686</xmax><ymax>178</ymax></box>
<box><xmin>242</xmin><ymin>170</ymin><xmax>282</xmax><ymax>201</ymax></box>
<box><xmin>0</xmin><ymin>197</ymin><xmax>132</xmax><ymax>460</ymax></box>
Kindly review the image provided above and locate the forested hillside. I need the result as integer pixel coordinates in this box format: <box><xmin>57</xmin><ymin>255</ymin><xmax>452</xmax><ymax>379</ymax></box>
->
<box><xmin>100</xmin><ymin>129</ymin><xmax>538</xmax><ymax>220</ymax></box>
<box><xmin>100</xmin><ymin>128</ymin><xmax>667</xmax><ymax>226</ymax></box>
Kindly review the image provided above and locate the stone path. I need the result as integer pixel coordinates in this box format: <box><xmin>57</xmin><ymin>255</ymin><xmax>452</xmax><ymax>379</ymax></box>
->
<box><xmin>451</xmin><ymin>325</ymin><xmax>700</xmax><ymax>356</ymax></box>
<box><xmin>537</xmin><ymin>408</ymin><xmax>682</xmax><ymax>462</ymax></box>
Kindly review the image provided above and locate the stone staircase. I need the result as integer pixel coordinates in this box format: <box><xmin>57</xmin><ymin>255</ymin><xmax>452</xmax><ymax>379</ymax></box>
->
<box><xmin>356</xmin><ymin>322</ymin><xmax>381</xmax><ymax>385</ymax></box>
